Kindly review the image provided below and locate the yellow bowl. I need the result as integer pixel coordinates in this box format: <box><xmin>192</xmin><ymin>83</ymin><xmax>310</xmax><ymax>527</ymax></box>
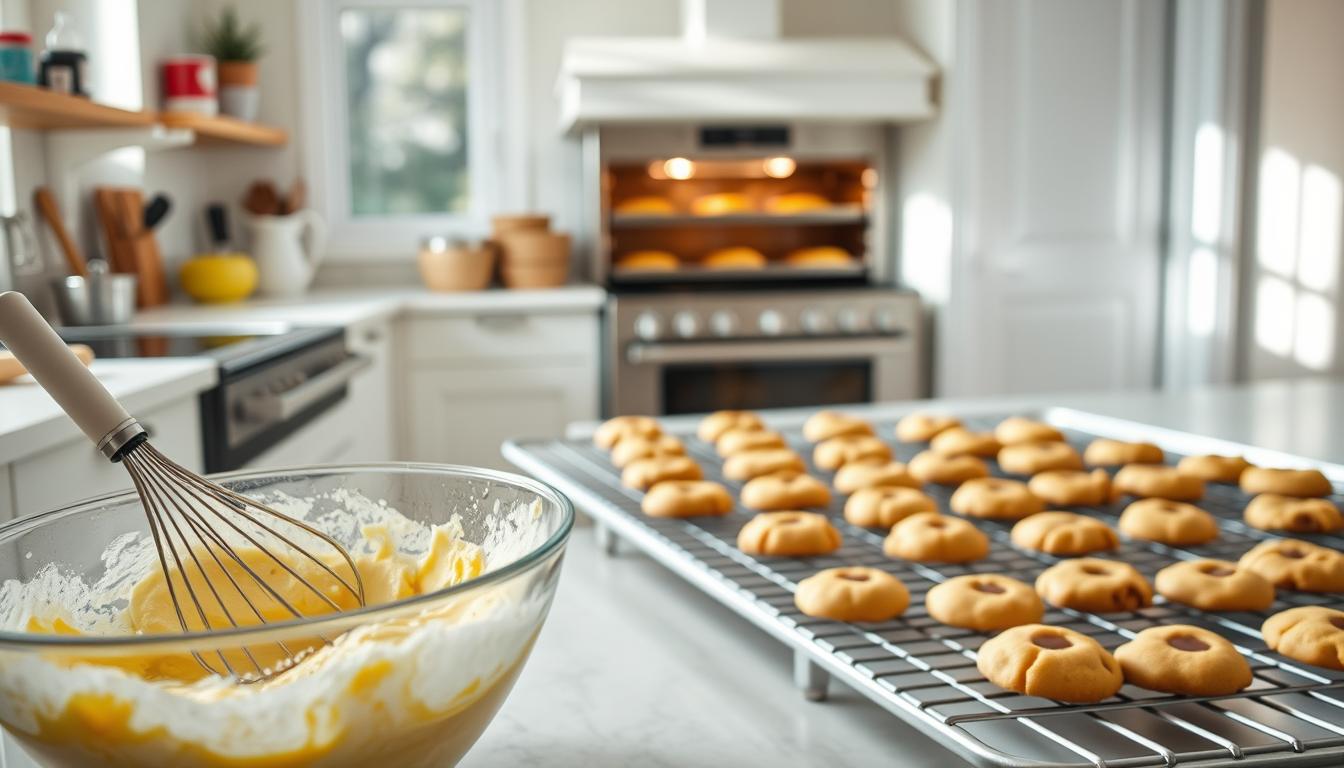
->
<box><xmin>179</xmin><ymin>254</ymin><xmax>258</xmax><ymax>304</ymax></box>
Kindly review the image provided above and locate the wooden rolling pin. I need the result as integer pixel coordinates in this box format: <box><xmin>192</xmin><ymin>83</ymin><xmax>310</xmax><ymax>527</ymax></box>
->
<box><xmin>0</xmin><ymin>343</ymin><xmax>94</xmax><ymax>385</ymax></box>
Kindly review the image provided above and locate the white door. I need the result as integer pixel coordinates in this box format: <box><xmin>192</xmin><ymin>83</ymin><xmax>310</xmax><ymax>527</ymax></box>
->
<box><xmin>943</xmin><ymin>0</ymin><xmax>1166</xmax><ymax>395</ymax></box>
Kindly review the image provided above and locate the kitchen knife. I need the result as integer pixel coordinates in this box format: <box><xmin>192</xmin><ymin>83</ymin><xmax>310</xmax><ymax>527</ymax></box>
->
<box><xmin>143</xmin><ymin>194</ymin><xmax>171</xmax><ymax>230</ymax></box>
<box><xmin>206</xmin><ymin>204</ymin><xmax>231</xmax><ymax>251</ymax></box>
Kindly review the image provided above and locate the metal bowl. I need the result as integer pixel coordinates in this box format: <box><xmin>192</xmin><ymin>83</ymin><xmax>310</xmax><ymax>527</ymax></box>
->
<box><xmin>50</xmin><ymin>264</ymin><xmax>137</xmax><ymax>326</ymax></box>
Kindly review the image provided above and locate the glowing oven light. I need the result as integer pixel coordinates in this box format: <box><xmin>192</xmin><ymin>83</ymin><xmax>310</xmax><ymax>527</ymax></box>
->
<box><xmin>659</xmin><ymin>157</ymin><xmax>695</xmax><ymax>180</ymax></box>
<box><xmin>762</xmin><ymin>156</ymin><xmax>796</xmax><ymax>179</ymax></box>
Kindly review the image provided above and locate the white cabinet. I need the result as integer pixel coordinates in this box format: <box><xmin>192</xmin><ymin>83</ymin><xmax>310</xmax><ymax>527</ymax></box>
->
<box><xmin>344</xmin><ymin>318</ymin><xmax>395</xmax><ymax>462</ymax></box>
<box><xmin>0</xmin><ymin>465</ymin><xmax>11</xmax><ymax>523</ymax></box>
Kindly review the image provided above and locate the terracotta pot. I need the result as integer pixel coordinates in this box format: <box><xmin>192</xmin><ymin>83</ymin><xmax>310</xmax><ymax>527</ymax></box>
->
<box><xmin>218</xmin><ymin>60</ymin><xmax>258</xmax><ymax>87</ymax></box>
<box><xmin>418</xmin><ymin>239</ymin><xmax>494</xmax><ymax>292</ymax></box>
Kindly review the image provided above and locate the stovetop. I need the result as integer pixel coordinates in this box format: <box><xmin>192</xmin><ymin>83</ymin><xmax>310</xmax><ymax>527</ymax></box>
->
<box><xmin>54</xmin><ymin>324</ymin><xmax>343</xmax><ymax>375</ymax></box>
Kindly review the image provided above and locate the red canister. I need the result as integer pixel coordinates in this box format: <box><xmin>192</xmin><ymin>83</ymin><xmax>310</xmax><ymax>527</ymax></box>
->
<box><xmin>161</xmin><ymin>55</ymin><xmax>216</xmax><ymax>115</ymax></box>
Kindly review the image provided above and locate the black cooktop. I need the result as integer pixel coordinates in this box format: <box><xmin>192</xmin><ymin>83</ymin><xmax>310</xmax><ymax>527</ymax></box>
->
<box><xmin>54</xmin><ymin>325</ymin><xmax>343</xmax><ymax>375</ymax></box>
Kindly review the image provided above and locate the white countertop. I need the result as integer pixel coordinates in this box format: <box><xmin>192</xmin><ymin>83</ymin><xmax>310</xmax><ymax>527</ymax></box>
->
<box><xmin>481</xmin><ymin>378</ymin><xmax>1344</xmax><ymax>767</ymax></box>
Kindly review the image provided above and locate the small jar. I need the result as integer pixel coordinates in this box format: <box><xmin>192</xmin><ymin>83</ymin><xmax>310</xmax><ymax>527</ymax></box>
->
<box><xmin>0</xmin><ymin>32</ymin><xmax>34</xmax><ymax>84</ymax></box>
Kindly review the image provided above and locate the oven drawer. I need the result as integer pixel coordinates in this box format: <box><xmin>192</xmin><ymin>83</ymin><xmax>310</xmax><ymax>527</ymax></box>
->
<box><xmin>402</xmin><ymin>313</ymin><xmax>597</xmax><ymax>365</ymax></box>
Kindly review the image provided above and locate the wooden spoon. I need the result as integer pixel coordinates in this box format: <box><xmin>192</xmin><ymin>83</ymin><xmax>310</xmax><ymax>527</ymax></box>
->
<box><xmin>34</xmin><ymin>187</ymin><xmax>86</xmax><ymax>277</ymax></box>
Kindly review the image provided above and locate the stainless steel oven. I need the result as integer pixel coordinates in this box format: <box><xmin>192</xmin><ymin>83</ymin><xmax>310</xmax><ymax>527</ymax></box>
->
<box><xmin>608</xmin><ymin>289</ymin><xmax>920</xmax><ymax>415</ymax></box>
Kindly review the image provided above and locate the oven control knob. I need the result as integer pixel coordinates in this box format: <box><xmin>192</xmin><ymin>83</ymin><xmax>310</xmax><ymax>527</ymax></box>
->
<box><xmin>758</xmin><ymin>309</ymin><xmax>784</xmax><ymax>336</ymax></box>
<box><xmin>633</xmin><ymin>312</ymin><xmax>661</xmax><ymax>341</ymax></box>
<box><xmin>672</xmin><ymin>311</ymin><xmax>699</xmax><ymax>339</ymax></box>
<box><xmin>800</xmin><ymin>309</ymin><xmax>828</xmax><ymax>335</ymax></box>
<box><xmin>874</xmin><ymin>307</ymin><xmax>903</xmax><ymax>334</ymax></box>
<box><xmin>836</xmin><ymin>308</ymin><xmax>865</xmax><ymax>334</ymax></box>
<box><xmin>709</xmin><ymin>310</ymin><xmax>737</xmax><ymax>337</ymax></box>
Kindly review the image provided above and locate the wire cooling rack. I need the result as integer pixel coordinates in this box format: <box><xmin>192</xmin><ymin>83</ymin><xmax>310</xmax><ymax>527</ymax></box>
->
<box><xmin>503</xmin><ymin>409</ymin><xmax>1344</xmax><ymax>767</ymax></box>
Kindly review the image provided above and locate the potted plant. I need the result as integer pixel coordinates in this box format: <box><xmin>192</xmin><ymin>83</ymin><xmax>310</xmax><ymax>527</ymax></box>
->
<box><xmin>200</xmin><ymin>6</ymin><xmax>264</xmax><ymax>121</ymax></box>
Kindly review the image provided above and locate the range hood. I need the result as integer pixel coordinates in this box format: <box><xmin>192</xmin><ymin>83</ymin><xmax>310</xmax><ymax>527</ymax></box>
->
<box><xmin>557</xmin><ymin>0</ymin><xmax>937</xmax><ymax>132</ymax></box>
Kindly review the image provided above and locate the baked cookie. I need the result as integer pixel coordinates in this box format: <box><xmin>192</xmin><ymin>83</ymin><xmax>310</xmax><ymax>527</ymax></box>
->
<box><xmin>1239</xmin><ymin>539</ymin><xmax>1344</xmax><ymax>592</ymax></box>
<box><xmin>844</xmin><ymin>486</ymin><xmax>936</xmax><ymax>528</ymax></box>
<box><xmin>1244</xmin><ymin>494</ymin><xmax>1343</xmax><ymax>533</ymax></box>
<box><xmin>698</xmin><ymin>410</ymin><xmax>764</xmax><ymax>443</ymax></box>
<box><xmin>976</xmin><ymin>624</ymin><xmax>1123</xmax><ymax>703</ymax></box>
<box><xmin>717</xmin><ymin>428</ymin><xmax>787</xmax><ymax>457</ymax></box>
<box><xmin>611</xmin><ymin>434</ymin><xmax>685</xmax><ymax>468</ymax></box>
<box><xmin>803</xmin><ymin>410</ymin><xmax>875</xmax><ymax>443</ymax></box>
<box><xmin>1239</xmin><ymin>467</ymin><xmax>1333</xmax><ymax>498</ymax></box>
<box><xmin>1035</xmin><ymin>558</ymin><xmax>1153</xmax><ymax>612</ymax></box>
<box><xmin>994</xmin><ymin>417</ymin><xmax>1065</xmax><ymax>446</ymax></box>
<box><xmin>1154</xmin><ymin>559</ymin><xmax>1275</xmax><ymax>612</ymax></box>
<box><xmin>594</xmin><ymin>415</ymin><xmax>661</xmax><ymax>450</ymax></box>
<box><xmin>907</xmin><ymin>450</ymin><xmax>990</xmax><ymax>486</ymax></box>
<box><xmin>925</xmin><ymin>574</ymin><xmax>1044</xmax><ymax>631</ymax></box>
<box><xmin>1112</xmin><ymin>464</ymin><xmax>1205</xmax><ymax>501</ymax></box>
<box><xmin>621</xmin><ymin>455</ymin><xmax>702</xmax><ymax>490</ymax></box>
<box><xmin>722</xmin><ymin>449</ymin><xmax>806</xmax><ymax>481</ymax></box>
<box><xmin>1262</xmin><ymin>606</ymin><xmax>1344</xmax><ymax>671</ymax></box>
<box><xmin>930</xmin><ymin>427</ymin><xmax>1002</xmax><ymax>458</ymax></box>
<box><xmin>1011</xmin><ymin>512</ymin><xmax>1119</xmax><ymax>556</ymax></box>
<box><xmin>740</xmin><ymin>472</ymin><xmax>832</xmax><ymax>511</ymax></box>
<box><xmin>1114</xmin><ymin>625</ymin><xmax>1251</xmax><ymax>696</ymax></box>
<box><xmin>883</xmin><ymin>512</ymin><xmax>989</xmax><ymax>563</ymax></box>
<box><xmin>1117</xmin><ymin>499</ymin><xmax>1219</xmax><ymax>546</ymax></box>
<box><xmin>794</xmin><ymin>567</ymin><xmax>910</xmax><ymax>622</ymax></box>
<box><xmin>1177</xmin><ymin>454</ymin><xmax>1253</xmax><ymax>484</ymax></box>
<box><xmin>894</xmin><ymin>412</ymin><xmax>961</xmax><ymax>443</ymax></box>
<box><xmin>1084</xmin><ymin>439</ymin><xmax>1164</xmax><ymax>467</ymax></box>
<box><xmin>641</xmin><ymin>480</ymin><xmax>734</xmax><ymax>518</ymax></box>
<box><xmin>813</xmin><ymin>434</ymin><xmax>893</xmax><ymax>471</ymax></box>
<box><xmin>949</xmin><ymin>477</ymin><xmax>1044</xmax><ymax>520</ymax></box>
<box><xmin>832</xmin><ymin>460</ymin><xmax>918</xmax><ymax>494</ymax></box>
<box><xmin>1027</xmin><ymin>469</ymin><xmax>1116</xmax><ymax>507</ymax></box>
<box><xmin>737</xmin><ymin>511</ymin><xmax>842</xmax><ymax>557</ymax></box>
<box><xmin>997</xmin><ymin>441</ymin><xmax>1084</xmax><ymax>475</ymax></box>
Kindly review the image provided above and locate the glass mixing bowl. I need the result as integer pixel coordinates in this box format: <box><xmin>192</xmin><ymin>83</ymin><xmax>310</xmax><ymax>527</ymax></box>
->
<box><xmin>0</xmin><ymin>463</ymin><xmax>573</xmax><ymax>768</ymax></box>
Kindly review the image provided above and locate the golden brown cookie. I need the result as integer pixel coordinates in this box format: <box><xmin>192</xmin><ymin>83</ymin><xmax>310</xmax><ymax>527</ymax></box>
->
<box><xmin>1245</xmin><ymin>494</ymin><xmax>1343</xmax><ymax>533</ymax></box>
<box><xmin>1114</xmin><ymin>625</ymin><xmax>1251</xmax><ymax>696</ymax></box>
<box><xmin>844</xmin><ymin>486</ymin><xmax>936</xmax><ymax>528</ymax></box>
<box><xmin>929</xmin><ymin>427</ymin><xmax>1001</xmax><ymax>458</ymax></box>
<box><xmin>1084</xmin><ymin>439</ymin><xmax>1164</xmax><ymax>467</ymax></box>
<box><xmin>907</xmin><ymin>450</ymin><xmax>990</xmax><ymax>486</ymax></box>
<box><xmin>1028</xmin><ymin>469</ymin><xmax>1116</xmax><ymax>507</ymax></box>
<box><xmin>1035</xmin><ymin>558</ymin><xmax>1153</xmax><ymax>612</ymax></box>
<box><xmin>925</xmin><ymin>574</ymin><xmax>1044</xmax><ymax>631</ymax></box>
<box><xmin>802</xmin><ymin>410</ymin><xmax>875</xmax><ymax>442</ymax></box>
<box><xmin>977</xmin><ymin>624</ymin><xmax>1123</xmax><ymax>703</ymax></box>
<box><xmin>1177</xmin><ymin>454</ymin><xmax>1252</xmax><ymax>484</ymax></box>
<box><xmin>740</xmin><ymin>472</ymin><xmax>832</xmax><ymax>511</ymax></box>
<box><xmin>737</xmin><ymin>511</ymin><xmax>843</xmax><ymax>557</ymax></box>
<box><xmin>594</xmin><ymin>415</ymin><xmax>661</xmax><ymax>449</ymax></box>
<box><xmin>832</xmin><ymin>460</ymin><xmax>918</xmax><ymax>494</ymax></box>
<box><xmin>1117</xmin><ymin>499</ymin><xmax>1219</xmax><ymax>545</ymax></box>
<box><xmin>1112</xmin><ymin>464</ymin><xmax>1206</xmax><ymax>501</ymax></box>
<box><xmin>813</xmin><ymin>434</ymin><xmax>893</xmax><ymax>471</ymax></box>
<box><xmin>722</xmin><ymin>449</ymin><xmax>806</xmax><ymax>481</ymax></box>
<box><xmin>1239</xmin><ymin>539</ymin><xmax>1344</xmax><ymax>592</ymax></box>
<box><xmin>716</xmin><ymin>428</ymin><xmax>787</xmax><ymax>457</ymax></box>
<box><xmin>997</xmin><ymin>441</ymin><xmax>1084</xmax><ymax>475</ymax></box>
<box><xmin>1262</xmin><ymin>606</ymin><xmax>1344</xmax><ymax>671</ymax></box>
<box><xmin>621</xmin><ymin>455</ymin><xmax>703</xmax><ymax>490</ymax></box>
<box><xmin>1240</xmin><ymin>467</ymin><xmax>1333</xmax><ymax>498</ymax></box>
<box><xmin>640</xmin><ymin>480</ymin><xmax>734</xmax><ymax>518</ymax></box>
<box><xmin>894</xmin><ymin>412</ymin><xmax>961</xmax><ymax>442</ymax></box>
<box><xmin>794</xmin><ymin>567</ymin><xmax>910</xmax><ymax>622</ymax></box>
<box><xmin>698</xmin><ymin>410</ymin><xmax>764</xmax><ymax>443</ymax></box>
<box><xmin>883</xmin><ymin>512</ymin><xmax>989</xmax><ymax>563</ymax></box>
<box><xmin>611</xmin><ymin>434</ymin><xmax>685</xmax><ymax>468</ymax></box>
<box><xmin>949</xmin><ymin>477</ymin><xmax>1044</xmax><ymax>520</ymax></box>
<box><xmin>1154</xmin><ymin>559</ymin><xmax>1275</xmax><ymax>612</ymax></box>
<box><xmin>994</xmin><ymin>417</ymin><xmax>1065</xmax><ymax>446</ymax></box>
<box><xmin>1011</xmin><ymin>512</ymin><xmax>1119</xmax><ymax>556</ymax></box>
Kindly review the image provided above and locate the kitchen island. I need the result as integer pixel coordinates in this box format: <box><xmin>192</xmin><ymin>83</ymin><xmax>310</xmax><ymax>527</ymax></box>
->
<box><xmin>469</xmin><ymin>378</ymin><xmax>1344</xmax><ymax>767</ymax></box>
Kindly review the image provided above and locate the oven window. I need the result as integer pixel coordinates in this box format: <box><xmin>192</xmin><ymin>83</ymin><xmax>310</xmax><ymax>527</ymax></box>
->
<box><xmin>661</xmin><ymin>360</ymin><xmax>871</xmax><ymax>415</ymax></box>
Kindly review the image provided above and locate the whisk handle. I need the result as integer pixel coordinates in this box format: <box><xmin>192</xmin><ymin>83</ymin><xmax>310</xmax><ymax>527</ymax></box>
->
<box><xmin>0</xmin><ymin>292</ymin><xmax>142</xmax><ymax>460</ymax></box>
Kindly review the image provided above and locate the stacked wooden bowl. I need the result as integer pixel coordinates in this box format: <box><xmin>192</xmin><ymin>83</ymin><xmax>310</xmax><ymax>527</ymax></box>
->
<box><xmin>493</xmin><ymin>214</ymin><xmax>571</xmax><ymax>289</ymax></box>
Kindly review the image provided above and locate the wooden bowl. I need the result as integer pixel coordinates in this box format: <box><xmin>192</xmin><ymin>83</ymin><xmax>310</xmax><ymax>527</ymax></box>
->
<box><xmin>498</xmin><ymin>230</ymin><xmax>571</xmax><ymax>266</ymax></box>
<box><xmin>491</xmin><ymin>213</ymin><xmax>550</xmax><ymax>237</ymax></box>
<box><xmin>418</xmin><ymin>240</ymin><xmax>495</xmax><ymax>292</ymax></box>
<box><xmin>501</xmin><ymin>263</ymin><xmax>569</xmax><ymax>289</ymax></box>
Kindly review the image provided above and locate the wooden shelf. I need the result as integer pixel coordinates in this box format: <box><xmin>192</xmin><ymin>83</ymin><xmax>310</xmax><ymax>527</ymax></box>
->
<box><xmin>0</xmin><ymin>81</ymin><xmax>153</xmax><ymax>130</ymax></box>
<box><xmin>158</xmin><ymin>111</ymin><xmax>288</xmax><ymax>147</ymax></box>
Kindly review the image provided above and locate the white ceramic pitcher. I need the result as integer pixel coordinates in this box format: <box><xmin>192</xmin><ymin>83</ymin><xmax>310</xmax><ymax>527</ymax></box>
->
<box><xmin>246</xmin><ymin>211</ymin><xmax>327</xmax><ymax>296</ymax></box>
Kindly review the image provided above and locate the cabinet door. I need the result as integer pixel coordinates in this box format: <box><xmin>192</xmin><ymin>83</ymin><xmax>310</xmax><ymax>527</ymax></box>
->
<box><xmin>0</xmin><ymin>465</ymin><xmax>11</xmax><ymax>523</ymax></box>
<box><xmin>344</xmin><ymin>319</ymin><xmax>395</xmax><ymax>462</ymax></box>
<box><xmin>405</xmin><ymin>364</ymin><xmax>596</xmax><ymax>470</ymax></box>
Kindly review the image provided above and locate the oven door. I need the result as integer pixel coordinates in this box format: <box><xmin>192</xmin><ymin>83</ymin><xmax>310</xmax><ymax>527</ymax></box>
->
<box><xmin>615</xmin><ymin>335</ymin><xmax>918</xmax><ymax>416</ymax></box>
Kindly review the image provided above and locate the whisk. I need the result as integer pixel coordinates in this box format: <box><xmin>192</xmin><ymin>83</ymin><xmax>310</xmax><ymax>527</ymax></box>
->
<box><xmin>0</xmin><ymin>291</ymin><xmax>365</xmax><ymax>681</ymax></box>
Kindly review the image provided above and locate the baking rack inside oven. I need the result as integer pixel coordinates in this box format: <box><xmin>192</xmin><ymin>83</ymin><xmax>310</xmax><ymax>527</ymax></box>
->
<box><xmin>503</xmin><ymin>411</ymin><xmax>1344</xmax><ymax>768</ymax></box>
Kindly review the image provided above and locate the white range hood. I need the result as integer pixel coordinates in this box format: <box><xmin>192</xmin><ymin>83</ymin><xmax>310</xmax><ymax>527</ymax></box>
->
<box><xmin>557</xmin><ymin>0</ymin><xmax>938</xmax><ymax>132</ymax></box>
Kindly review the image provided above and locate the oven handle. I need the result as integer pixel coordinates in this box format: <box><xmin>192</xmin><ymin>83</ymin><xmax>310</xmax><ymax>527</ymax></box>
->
<box><xmin>626</xmin><ymin>335</ymin><xmax>906</xmax><ymax>365</ymax></box>
<box><xmin>242</xmin><ymin>355</ymin><xmax>372</xmax><ymax>423</ymax></box>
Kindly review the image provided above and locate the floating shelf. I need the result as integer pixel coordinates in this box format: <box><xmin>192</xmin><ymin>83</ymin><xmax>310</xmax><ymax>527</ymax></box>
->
<box><xmin>610</xmin><ymin>207</ymin><xmax>868</xmax><ymax>229</ymax></box>
<box><xmin>158</xmin><ymin>111</ymin><xmax>288</xmax><ymax>147</ymax></box>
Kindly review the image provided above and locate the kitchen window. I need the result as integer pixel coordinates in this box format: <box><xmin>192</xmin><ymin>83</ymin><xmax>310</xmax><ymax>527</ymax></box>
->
<box><xmin>299</xmin><ymin>0</ymin><xmax>517</xmax><ymax>258</ymax></box>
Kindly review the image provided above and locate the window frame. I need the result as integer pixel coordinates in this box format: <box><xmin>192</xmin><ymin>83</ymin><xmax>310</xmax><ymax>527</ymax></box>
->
<box><xmin>297</xmin><ymin>0</ymin><xmax>517</xmax><ymax>260</ymax></box>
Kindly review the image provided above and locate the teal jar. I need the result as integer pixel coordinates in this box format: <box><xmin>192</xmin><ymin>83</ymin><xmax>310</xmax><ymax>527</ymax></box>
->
<box><xmin>0</xmin><ymin>31</ymin><xmax>33</xmax><ymax>84</ymax></box>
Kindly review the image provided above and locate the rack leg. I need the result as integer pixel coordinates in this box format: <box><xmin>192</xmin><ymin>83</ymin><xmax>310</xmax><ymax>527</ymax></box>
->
<box><xmin>793</xmin><ymin>650</ymin><xmax>829</xmax><ymax>702</ymax></box>
<box><xmin>595</xmin><ymin>522</ymin><xmax>618</xmax><ymax>556</ymax></box>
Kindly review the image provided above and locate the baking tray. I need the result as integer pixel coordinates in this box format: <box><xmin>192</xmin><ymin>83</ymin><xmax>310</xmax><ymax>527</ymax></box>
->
<box><xmin>503</xmin><ymin>408</ymin><xmax>1344</xmax><ymax>767</ymax></box>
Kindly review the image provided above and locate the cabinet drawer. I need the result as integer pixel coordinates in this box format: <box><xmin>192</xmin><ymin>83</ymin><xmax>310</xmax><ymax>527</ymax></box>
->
<box><xmin>12</xmin><ymin>397</ymin><xmax>203</xmax><ymax>517</ymax></box>
<box><xmin>403</xmin><ymin>313</ymin><xmax>597</xmax><ymax>365</ymax></box>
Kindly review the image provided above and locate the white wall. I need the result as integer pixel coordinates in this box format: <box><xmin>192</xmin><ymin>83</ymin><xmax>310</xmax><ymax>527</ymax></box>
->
<box><xmin>1244</xmin><ymin>0</ymin><xmax>1344</xmax><ymax>379</ymax></box>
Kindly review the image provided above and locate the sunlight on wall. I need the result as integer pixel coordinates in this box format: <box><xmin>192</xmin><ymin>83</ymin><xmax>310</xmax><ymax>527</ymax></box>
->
<box><xmin>1295</xmin><ymin>292</ymin><xmax>1335</xmax><ymax>369</ymax></box>
<box><xmin>1298</xmin><ymin>164</ymin><xmax>1342</xmax><ymax>292</ymax></box>
<box><xmin>901</xmin><ymin>192</ymin><xmax>952</xmax><ymax>304</ymax></box>
<box><xmin>1186</xmin><ymin>247</ymin><xmax>1218</xmax><ymax>337</ymax></box>
<box><xmin>1254</xmin><ymin>275</ymin><xmax>1294</xmax><ymax>356</ymax></box>
<box><xmin>1191</xmin><ymin>123</ymin><xmax>1224</xmax><ymax>243</ymax></box>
